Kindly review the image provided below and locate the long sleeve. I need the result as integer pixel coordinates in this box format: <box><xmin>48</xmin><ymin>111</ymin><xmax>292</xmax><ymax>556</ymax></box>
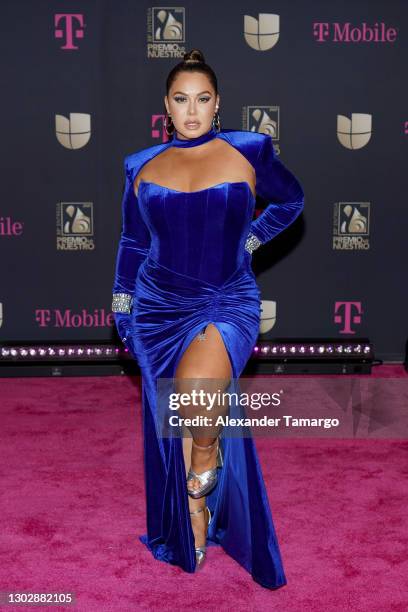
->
<box><xmin>112</xmin><ymin>158</ymin><xmax>151</xmax><ymax>308</ymax></box>
<box><xmin>245</xmin><ymin>134</ymin><xmax>304</xmax><ymax>253</ymax></box>
<box><xmin>111</xmin><ymin>158</ymin><xmax>151</xmax><ymax>347</ymax></box>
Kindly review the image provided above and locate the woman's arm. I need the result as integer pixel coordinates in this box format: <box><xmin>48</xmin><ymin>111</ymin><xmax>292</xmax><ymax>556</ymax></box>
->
<box><xmin>111</xmin><ymin>158</ymin><xmax>151</xmax><ymax>341</ymax></box>
<box><xmin>112</xmin><ymin>159</ymin><xmax>151</xmax><ymax>306</ymax></box>
<box><xmin>245</xmin><ymin>135</ymin><xmax>305</xmax><ymax>254</ymax></box>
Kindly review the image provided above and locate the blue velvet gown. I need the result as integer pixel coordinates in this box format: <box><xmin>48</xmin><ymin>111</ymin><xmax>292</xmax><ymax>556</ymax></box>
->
<box><xmin>111</xmin><ymin>125</ymin><xmax>304</xmax><ymax>589</ymax></box>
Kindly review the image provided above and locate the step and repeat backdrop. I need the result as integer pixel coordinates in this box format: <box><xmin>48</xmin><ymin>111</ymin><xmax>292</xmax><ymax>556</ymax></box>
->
<box><xmin>1</xmin><ymin>1</ymin><xmax>407</xmax><ymax>361</ymax></box>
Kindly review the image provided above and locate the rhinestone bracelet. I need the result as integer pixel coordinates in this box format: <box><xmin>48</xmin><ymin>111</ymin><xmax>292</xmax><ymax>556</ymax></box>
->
<box><xmin>245</xmin><ymin>232</ymin><xmax>262</xmax><ymax>254</ymax></box>
<box><xmin>112</xmin><ymin>292</ymin><xmax>133</xmax><ymax>314</ymax></box>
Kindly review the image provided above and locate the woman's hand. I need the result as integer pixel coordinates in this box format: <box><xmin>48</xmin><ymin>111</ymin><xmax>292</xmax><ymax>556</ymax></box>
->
<box><xmin>114</xmin><ymin>312</ymin><xmax>132</xmax><ymax>345</ymax></box>
<box><xmin>114</xmin><ymin>311</ymin><xmax>140</xmax><ymax>362</ymax></box>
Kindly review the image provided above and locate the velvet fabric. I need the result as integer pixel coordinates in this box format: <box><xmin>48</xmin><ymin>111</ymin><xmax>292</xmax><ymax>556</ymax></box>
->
<box><xmin>111</xmin><ymin>128</ymin><xmax>304</xmax><ymax>589</ymax></box>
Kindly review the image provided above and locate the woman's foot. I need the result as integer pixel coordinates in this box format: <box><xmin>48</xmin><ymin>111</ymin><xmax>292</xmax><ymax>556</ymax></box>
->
<box><xmin>187</xmin><ymin>437</ymin><xmax>222</xmax><ymax>497</ymax></box>
<box><xmin>189</xmin><ymin>500</ymin><xmax>211</xmax><ymax>569</ymax></box>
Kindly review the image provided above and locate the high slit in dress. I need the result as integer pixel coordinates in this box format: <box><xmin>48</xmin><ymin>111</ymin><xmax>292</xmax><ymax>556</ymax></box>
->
<box><xmin>111</xmin><ymin>126</ymin><xmax>305</xmax><ymax>589</ymax></box>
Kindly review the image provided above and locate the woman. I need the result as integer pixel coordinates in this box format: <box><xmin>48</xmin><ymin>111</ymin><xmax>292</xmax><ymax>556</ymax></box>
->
<box><xmin>111</xmin><ymin>48</ymin><xmax>304</xmax><ymax>590</ymax></box>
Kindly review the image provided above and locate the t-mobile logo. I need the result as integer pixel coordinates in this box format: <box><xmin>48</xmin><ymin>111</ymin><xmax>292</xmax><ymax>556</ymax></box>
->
<box><xmin>54</xmin><ymin>14</ymin><xmax>85</xmax><ymax>50</ymax></box>
<box><xmin>334</xmin><ymin>301</ymin><xmax>363</xmax><ymax>334</ymax></box>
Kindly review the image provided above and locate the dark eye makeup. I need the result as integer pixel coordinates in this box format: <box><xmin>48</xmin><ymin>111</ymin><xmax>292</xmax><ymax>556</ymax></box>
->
<box><xmin>174</xmin><ymin>96</ymin><xmax>211</xmax><ymax>103</ymax></box>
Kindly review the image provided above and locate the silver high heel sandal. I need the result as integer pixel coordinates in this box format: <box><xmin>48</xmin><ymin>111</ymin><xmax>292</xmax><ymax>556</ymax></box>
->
<box><xmin>189</xmin><ymin>505</ymin><xmax>212</xmax><ymax>569</ymax></box>
<box><xmin>187</xmin><ymin>437</ymin><xmax>223</xmax><ymax>499</ymax></box>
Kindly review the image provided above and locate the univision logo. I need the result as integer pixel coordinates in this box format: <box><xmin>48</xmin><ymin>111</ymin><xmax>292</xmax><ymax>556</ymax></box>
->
<box><xmin>55</xmin><ymin>112</ymin><xmax>91</xmax><ymax>149</ymax></box>
<box><xmin>244</xmin><ymin>13</ymin><xmax>280</xmax><ymax>50</ymax></box>
<box><xmin>337</xmin><ymin>113</ymin><xmax>372</xmax><ymax>149</ymax></box>
<box><xmin>259</xmin><ymin>300</ymin><xmax>276</xmax><ymax>334</ymax></box>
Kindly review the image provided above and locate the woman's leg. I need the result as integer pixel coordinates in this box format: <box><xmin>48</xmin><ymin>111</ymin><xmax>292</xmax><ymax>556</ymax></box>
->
<box><xmin>182</xmin><ymin>436</ymin><xmax>207</xmax><ymax>549</ymax></box>
<box><xmin>176</xmin><ymin>322</ymin><xmax>232</xmax><ymax>477</ymax></box>
<box><xmin>176</xmin><ymin>323</ymin><xmax>233</xmax><ymax>548</ymax></box>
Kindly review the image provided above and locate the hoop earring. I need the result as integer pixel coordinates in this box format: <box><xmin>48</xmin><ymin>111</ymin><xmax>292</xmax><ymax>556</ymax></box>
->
<box><xmin>212</xmin><ymin>110</ymin><xmax>221</xmax><ymax>132</ymax></box>
<box><xmin>164</xmin><ymin>113</ymin><xmax>175</xmax><ymax>136</ymax></box>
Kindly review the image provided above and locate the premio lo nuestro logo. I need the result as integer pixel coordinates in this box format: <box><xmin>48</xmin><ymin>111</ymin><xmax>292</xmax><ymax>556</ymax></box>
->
<box><xmin>147</xmin><ymin>8</ymin><xmax>186</xmax><ymax>58</ymax></box>
<box><xmin>56</xmin><ymin>202</ymin><xmax>95</xmax><ymax>251</ymax></box>
<box><xmin>242</xmin><ymin>105</ymin><xmax>280</xmax><ymax>154</ymax></box>
<box><xmin>243</xmin><ymin>105</ymin><xmax>279</xmax><ymax>137</ymax></box>
<box><xmin>333</xmin><ymin>202</ymin><xmax>370</xmax><ymax>251</ymax></box>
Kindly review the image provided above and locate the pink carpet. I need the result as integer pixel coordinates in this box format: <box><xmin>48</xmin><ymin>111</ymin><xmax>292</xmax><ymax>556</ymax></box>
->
<box><xmin>1</xmin><ymin>365</ymin><xmax>407</xmax><ymax>611</ymax></box>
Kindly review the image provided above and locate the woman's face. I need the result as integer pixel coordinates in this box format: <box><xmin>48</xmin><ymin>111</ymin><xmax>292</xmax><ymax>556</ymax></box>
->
<box><xmin>164</xmin><ymin>71</ymin><xmax>219</xmax><ymax>140</ymax></box>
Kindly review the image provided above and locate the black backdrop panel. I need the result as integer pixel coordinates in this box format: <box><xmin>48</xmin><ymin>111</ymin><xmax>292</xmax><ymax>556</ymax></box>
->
<box><xmin>1</xmin><ymin>0</ymin><xmax>407</xmax><ymax>361</ymax></box>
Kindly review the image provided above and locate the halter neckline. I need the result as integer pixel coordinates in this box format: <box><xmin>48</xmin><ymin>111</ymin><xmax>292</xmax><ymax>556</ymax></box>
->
<box><xmin>171</xmin><ymin>125</ymin><xmax>217</xmax><ymax>147</ymax></box>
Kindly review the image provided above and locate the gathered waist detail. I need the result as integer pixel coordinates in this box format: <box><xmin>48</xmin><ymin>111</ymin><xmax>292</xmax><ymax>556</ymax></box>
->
<box><xmin>136</xmin><ymin>254</ymin><xmax>259</xmax><ymax>297</ymax></box>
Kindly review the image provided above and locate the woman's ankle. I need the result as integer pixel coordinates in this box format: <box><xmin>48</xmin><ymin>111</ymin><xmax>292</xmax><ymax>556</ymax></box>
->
<box><xmin>192</xmin><ymin>437</ymin><xmax>217</xmax><ymax>449</ymax></box>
